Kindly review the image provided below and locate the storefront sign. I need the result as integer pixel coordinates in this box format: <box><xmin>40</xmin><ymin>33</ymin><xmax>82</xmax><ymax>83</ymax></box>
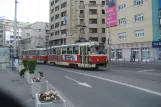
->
<box><xmin>152</xmin><ymin>41</ymin><xmax>161</xmax><ymax>48</ymax></box>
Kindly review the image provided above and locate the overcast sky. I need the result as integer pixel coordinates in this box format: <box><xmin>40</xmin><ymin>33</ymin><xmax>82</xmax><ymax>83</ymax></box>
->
<box><xmin>0</xmin><ymin>0</ymin><xmax>49</xmax><ymax>23</ymax></box>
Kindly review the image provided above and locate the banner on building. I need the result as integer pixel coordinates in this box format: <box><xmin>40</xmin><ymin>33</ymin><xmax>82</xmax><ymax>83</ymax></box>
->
<box><xmin>105</xmin><ymin>0</ymin><xmax>117</xmax><ymax>27</ymax></box>
<box><xmin>159</xmin><ymin>0</ymin><xmax>161</xmax><ymax>9</ymax></box>
<box><xmin>152</xmin><ymin>41</ymin><xmax>161</xmax><ymax>48</ymax></box>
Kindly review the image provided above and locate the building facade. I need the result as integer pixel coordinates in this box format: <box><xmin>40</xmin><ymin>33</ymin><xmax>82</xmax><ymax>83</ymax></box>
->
<box><xmin>49</xmin><ymin>0</ymin><xmax>106</xmax><ymax>46</ymax></box>
<box><xmin>0</xmin><ymin>19</ymin><xmax>30</xmax><ymax>46</ymax></box>
<box><xmin>105</xmin><ymin>0</ymin><xmax>161</xmax><ymax>62</ymax></box>
<box><xmin>19</xmin><ymin>22</ymin><xmax>49</xmax><ymax>52</ymax></box>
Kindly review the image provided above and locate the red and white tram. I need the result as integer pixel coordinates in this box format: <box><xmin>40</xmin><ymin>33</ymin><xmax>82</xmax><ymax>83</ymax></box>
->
<box><xmin>22</xmin><ymin>48</ymin><xmax>48</xmax><ymax>64</ymax></box>
<box><xmin>22</xmin><ymin>41</ymin><xmax>108</xmax><ymax>69</ymax></box>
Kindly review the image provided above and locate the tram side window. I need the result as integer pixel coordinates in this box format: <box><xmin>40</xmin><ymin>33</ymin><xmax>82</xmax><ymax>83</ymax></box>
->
<box><xmin>49</xmin><ymin>49</ymin><xmax>52</xmax><ymax>55</ymax></box>
<box><xmin>67</xmin><ymin>47</ymin><xmax>72</xmax><ymax>54</ymax></box>
<box><xmin>53</xmin><ymin>49</ymin><xmax>56</xmax><ymax>54</ymax></box>
<box><xmin>73</xmin><ymin>46</ymin><xmax>79</xmax><ymax>54</ymax></box>
<box><xmin>62</xmin><ymin>47</ymin><xmax>66</xmax><ymax>54</ymax></box>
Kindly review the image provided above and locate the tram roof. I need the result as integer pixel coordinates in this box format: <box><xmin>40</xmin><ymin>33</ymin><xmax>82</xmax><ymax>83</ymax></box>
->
<box><xmin>49</xmin><ymin>41</ymin><xmax>102</xmax><ymax>49</ymax></box>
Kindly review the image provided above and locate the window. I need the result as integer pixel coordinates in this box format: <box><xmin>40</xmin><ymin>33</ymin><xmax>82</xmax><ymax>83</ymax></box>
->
<box><xmin>55</xmin><ymin>31</ymin><xmax>59</xmax><ymax>36</ymax></box>
<box><xmin>61</xmin><ymin>29</ymin><xmax>66</xmax><ymax>34</ymax></box>
<box><xmin>111</xmin><ymin>49</ymin><xmax>115</xmax><ymax>59</ymax></box>
<box><xmin>51</xmin><ymin>16</ymin><xmax>54</xmax><ymax>21</ymax></box>
<box><xmin>89</xmin><ymin>37</ymin><xmax>98</xmax><ymax>41</ymax></box>
<box><xmin>102</xmin><ymin>19</ymin><xmax>105</xmax><ymax>24</ymax></box>
<box><xmin>102</xmin><ymin>1</ymin><xmax>105</xmax><ymax>5</ymax></box>
<box><xmin>51</xmin><ymin>9</ymin><xmax>54</xmax><ymax>14</ymax></box>
<box><xmin>55</xmin><ymin>14</ymin><xmax>59</xmax><ymax>20</ymax></box>
<box><xmin>67</xmin><ymin>47</ymin><xmax>72</xmax><ymax>54</ymax></box>
<box><xmin>55</xmin><ymin>22</ymin><xmax>59</xmax><ymax>28</ymax></box>
<box><xmin>55</xmin><ymin>0</ymin><xmax>59</xmax><ymax>3</ymax></box>
<box><xmin>73</xmin><ymin>46</ymin><xmax>79</xmax><ymax>54</ymax></box>
<box><xmin>61</xmin><ymin>11</ymin><xmax>67</xmax><ymax>17</ymax></box>
<box><xmin>102</xmin><ymin>28</ymin><xmax>105</xmax><ymax>33</ymax></box>
<box><xmin>118</xmin><ymin>4</ymin><xmax>126</xmax><ymax>11</ymax></box>
<box><xmin>51</xmin><ymin>1</ymin><xmax>54</xmax><ymax>6</ymax></box>
<box><xmin>89</xmin><ymin>28</ymin><xmax>97</xmax><ymax>33</ymax></box>
<box><xmin>141</xmin><ymin>48</ymin><xmax>150</xmax><ymax>59</ymax></box>
<box><xmin>89</xmin><ymin>19</ymin><xmax>97</xmax><ymax>24</ymax></box>
<box><xmin>101</xmin><ymin>37</ymin><xmax>106</xmax><ymax>43</ymax></box>
<box><xmin>80</xmin><ymin>10</ymin><xmax>84</xmax><ymax>14</ymax></box>
<box><xmin>80</xmin><ymin>19</ymin><xmax>84</xmax><ymax>25</ymax></box>
<box><xmin>51</xmin><ymin>24</ymin><xmax>54</xmax><ymax>29</ymax></box>
<box><xmin>55</xmin><ymin>6</ymin><xmax>59</xmax><ymax>12</ymax></box>
<box><xmin>89</xmin><ymin>9</ymin><xmax>97</xmax><ymax>14</ymax></box>
<box><xmin>80</xmin><ymin>1</ymin><xmax>84</xmax><ymax>5</ymax></box>
<box><xmin>61</xmin><ymin>2</ymin><xmax>67</xmax><ymax>8</ymax></box>
<box><xmin>62</xmin><ymin>47</ymin><xmax>66</xmax><ymax>54</ymax></box>
<box><xmin>51</xmin><ymin>32</ymin><xmax>54</xmax><ymax>36</ymax></box>
<box><xmin>116</xmin><ymin>49</ymin><xmax>122</xmax><ymax>59</ymax></box>
<box><xmin>118</xmin><ymin>18</ymin><xmax>126</xmax><ymax>25</ymax></box>
<box><xmin>89</xmin><ymin>1</ymin><xmax>96</xmax><ymax>5</ymax></box>
<box><xmin>135</xmin><ymin>30</ymin><xmax>144</xmax><ymax>38</ymax></box>
<box><xmin>102</xmin><ymin>9</ymin><xmax>105</xmax><ymax>14</ymax></box>
<box><xmin>118</xmin><ymin>32</ymin><xmax>126</xmax><ymax>40</ymax></box>
<box><xmin>134</xmin><ymin>0</ymin><xmax>143</xmax><ymax>7</ymax></box>
<box><xmin>10</xmin><ymin>36</ymin><xmax>14</xmax><ymax>39</ymax></box>
<box><xmin>135</xmin><ymin>14</ymin><xmax>144</xmax><ymax>22</ymax></box>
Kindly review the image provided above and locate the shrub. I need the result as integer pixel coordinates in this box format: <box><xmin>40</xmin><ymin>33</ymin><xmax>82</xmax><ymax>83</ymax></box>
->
<box><xmin>23</xmin><ymin>60</ymin><xmax>28</xmax><ymax>69</ymax></box>
<box><xmin>27</xmin><ymin>60</ymin><xmax>37</xmax><ymax>74</ymax></box>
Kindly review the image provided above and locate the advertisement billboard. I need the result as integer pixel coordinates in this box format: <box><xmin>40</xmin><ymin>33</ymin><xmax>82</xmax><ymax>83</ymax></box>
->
<box><xmin>106</xmin><ymin>0</ymin><xmax>117</xmax><ymax>27</ymax></box>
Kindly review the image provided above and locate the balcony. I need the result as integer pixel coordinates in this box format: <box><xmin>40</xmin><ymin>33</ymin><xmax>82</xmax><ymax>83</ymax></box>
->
<box><xmin>79</xmin><ymin>5</ymin><xmax>85</xmax><ymax>9</ymax></box>
<box><xmin>88</xmin><ymin>4</ymin><xmax>98</xmax><ymax>7</ymax></box>
<box><xmin>79</xmin><ymin>13</ymin><xmax>85</xmax><ymax>18</ymax></box>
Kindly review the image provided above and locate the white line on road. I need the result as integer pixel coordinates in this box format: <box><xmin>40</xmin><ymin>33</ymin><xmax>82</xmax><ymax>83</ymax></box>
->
<box><xmin>137</xmin><ymin>69</ymin><xmax>155</xmax><ymax>73</ymax></box>
<box><xmin>56</xmin><ymin>67</ymin><xmax>161</xmax><ymax>96</ymax></box>
<box><xmin>64</xmin><ymin>76</ymin><xmax>92</xmax><ymax>88</ymax></box>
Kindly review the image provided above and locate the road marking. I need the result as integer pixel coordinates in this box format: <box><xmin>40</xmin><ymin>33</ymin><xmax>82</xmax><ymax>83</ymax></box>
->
<box><xmin>137</xmin><ymin>69</ymin><xmax>155</xmax><ymax>73</ymax></box>
<box><xmin>64</xmin><ymin>76</ymin><xmax>92</xmax><ymax>88</ymax></box>
<box><xmin>54</xmin><ymin>67</ymin><xmax>161</xmax><ymax>96</ymax></box>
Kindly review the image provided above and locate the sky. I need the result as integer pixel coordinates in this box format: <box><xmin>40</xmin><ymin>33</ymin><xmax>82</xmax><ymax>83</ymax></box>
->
<box><xmin>0</xmin><ymin>0</ymin><xmax>49</xmax><ymax>23</ymax></box>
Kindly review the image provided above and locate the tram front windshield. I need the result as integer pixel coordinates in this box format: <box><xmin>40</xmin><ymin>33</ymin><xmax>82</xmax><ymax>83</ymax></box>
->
<box><xmin>91</xmin><ymin>45</ymin><xmax>106</xmax><ymax>54</ymax></box>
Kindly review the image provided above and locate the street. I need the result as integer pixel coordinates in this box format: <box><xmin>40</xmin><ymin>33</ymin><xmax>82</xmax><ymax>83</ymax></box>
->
<box><xmin>37</xmin><ymin>65</ymin><xmax>161</xmax><ymax>107</ymax></box>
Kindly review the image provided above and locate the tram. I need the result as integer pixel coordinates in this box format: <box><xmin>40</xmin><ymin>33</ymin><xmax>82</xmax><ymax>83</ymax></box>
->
<box><xmin>22</xmin><ymin>41</ymin><xmax>108</xmax><ymax>69</ymax></box>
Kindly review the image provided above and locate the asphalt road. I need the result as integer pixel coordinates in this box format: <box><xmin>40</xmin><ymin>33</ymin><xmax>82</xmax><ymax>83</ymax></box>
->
<box><xmin>37</xmin><ymin>65</ymin><xmax>161</xmax><ymax>107</ymax></box>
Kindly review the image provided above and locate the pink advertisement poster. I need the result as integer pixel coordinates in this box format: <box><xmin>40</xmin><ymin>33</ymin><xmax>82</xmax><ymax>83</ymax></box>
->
<box><xmin>106</xmin><ymin>0</ymin><xmax>117</xmax><ymax>27</ymax></box>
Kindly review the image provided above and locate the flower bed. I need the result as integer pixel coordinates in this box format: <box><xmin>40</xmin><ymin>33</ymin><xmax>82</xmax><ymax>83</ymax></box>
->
<box><xmin>39</xmin><ymin>90</ymin><xmax>60</xmax><ymax>102</ymax></box>
<box><xmin>31</xmin><ymin>77</ymin><xmax>48</xmax><ymax>98</ymax></box>
<box><xmin>32</xmin><ymin>77</ymin><xmax>41</xmax><ymax>82</ymax></box>
<box><xmin>35</xmin><ymin>90</ymin><xmax>66</xmax><ymax>107</ymax></box>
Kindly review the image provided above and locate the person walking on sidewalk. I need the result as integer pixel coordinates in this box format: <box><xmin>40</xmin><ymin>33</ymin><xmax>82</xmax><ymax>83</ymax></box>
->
<box><xmin>133</xmin><ymin>52</ymin><xmax>136</xmax><ymax>62</ymax></box>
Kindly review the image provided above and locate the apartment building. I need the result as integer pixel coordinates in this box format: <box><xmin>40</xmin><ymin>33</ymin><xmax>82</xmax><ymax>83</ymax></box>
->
<box><xmin>0</xmin><ymin>16</ymin><xmax>5</xmax><ymax>46</ymax></box>
<box><xmin>106</xmin><ymin>0</ymin><xmax>161</xmax><ymax>61</ymax></box>
<box><xmin>0</xmin><ymin>19</ymin><xmax>30</xmax><ymax>46</ymax></box>
<box><xmin>19</xmin><ymin>22</ymin><xmax>49</xmax><ymax>52</ymax></box>
<box><xmin>49</xmin><ymin>0</ymin><xmax>106</xmax><ymax>46</ymax></box>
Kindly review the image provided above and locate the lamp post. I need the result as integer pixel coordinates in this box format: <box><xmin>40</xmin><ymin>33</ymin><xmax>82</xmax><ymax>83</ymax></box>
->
<box><xmin>12</xmin><ymin>0</ymin><xmax>18</xmax><ymax>71</ymax></box>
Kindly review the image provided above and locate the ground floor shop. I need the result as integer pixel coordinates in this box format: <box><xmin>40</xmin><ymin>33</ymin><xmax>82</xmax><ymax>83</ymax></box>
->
<box><xmin>110</xmin><ymin>41</ymin><xmax>160</xmax><ymax>62</ymax></box>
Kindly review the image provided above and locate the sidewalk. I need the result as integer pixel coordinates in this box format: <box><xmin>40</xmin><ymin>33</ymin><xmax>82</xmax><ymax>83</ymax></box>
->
<box><xmin>109</xmin><ymin>61</ymin><xmax>161</xmax><ymax>69</ymax></box>
<box><xmin>0</xmin><ymin>67</ymin><xmax>34</xmax><ymax>107</ymax></box>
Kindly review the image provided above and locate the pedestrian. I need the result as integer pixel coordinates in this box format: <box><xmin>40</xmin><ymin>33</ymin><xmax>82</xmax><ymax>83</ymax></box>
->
<box><xmin>133</xmin><ymin>53</ymin><xmax>136</xmax><ymax>62</ymax></box>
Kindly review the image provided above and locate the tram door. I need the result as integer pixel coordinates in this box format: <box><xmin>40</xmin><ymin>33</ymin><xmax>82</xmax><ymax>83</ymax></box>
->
<box><xmin>80</xmin><ymin>46</ymin><xmax>89</xmax><ymax>67</ymax></box>
<box><xmin>57</xmin><ymin>48</ymin><xmax>61</xmax><ymax>65</ymax></box>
